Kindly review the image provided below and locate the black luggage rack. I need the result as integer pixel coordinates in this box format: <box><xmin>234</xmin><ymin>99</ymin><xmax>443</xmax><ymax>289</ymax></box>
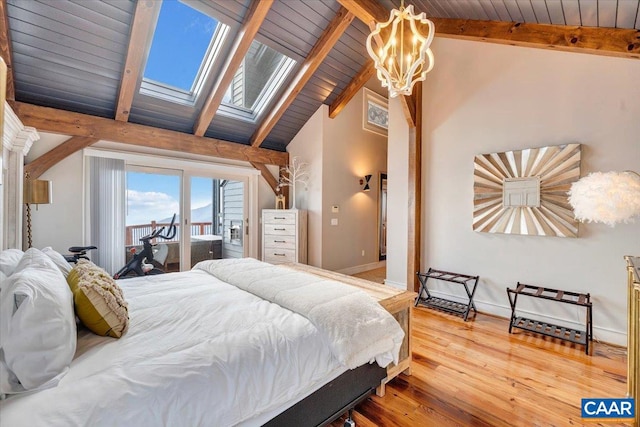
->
<box><xmin>507</xmin><ymin>283</ymin><xmax>593</xmax><ymax>355</ymax></box>
<box><xmin>415</xmin><ymin>268</ymin><xmax>480</xmax><ymax>321</ymax></box>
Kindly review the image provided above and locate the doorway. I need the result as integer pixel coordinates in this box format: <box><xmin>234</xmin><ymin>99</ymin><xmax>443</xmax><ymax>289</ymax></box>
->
<box><xmin>378</xmin><ymin>173</ymin><xmax>387</xmax><ymax>261</ymax></box>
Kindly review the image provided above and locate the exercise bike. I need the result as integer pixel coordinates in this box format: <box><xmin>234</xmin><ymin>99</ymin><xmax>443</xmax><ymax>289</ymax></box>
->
<box><xmin>114</xmin><ymin>214</ymin><xmax>177</xmax><ymax>280</ymax></box>
<box><xmin>64</xmin><ymin>246</ymin><xmax>97</xmax><ymax>263</ymax></box>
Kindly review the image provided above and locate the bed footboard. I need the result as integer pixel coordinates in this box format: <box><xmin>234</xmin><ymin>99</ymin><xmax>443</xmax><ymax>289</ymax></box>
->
<box><xmin>281</xmin><ymin>263</ymin><xmax>415</xmax><ymax>397</ymax></box>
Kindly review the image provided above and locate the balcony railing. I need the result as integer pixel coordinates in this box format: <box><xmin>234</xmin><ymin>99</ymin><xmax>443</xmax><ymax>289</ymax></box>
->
<box><xmin>125</xmin><ymin>221</ymin><xmax>213</xmax><ymax>246</ymax></box>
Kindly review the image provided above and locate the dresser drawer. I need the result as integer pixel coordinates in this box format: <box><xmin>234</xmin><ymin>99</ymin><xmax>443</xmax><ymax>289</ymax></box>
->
<box><xmin>264</xmin><ymin>249</ymin><xmax>296</xmax><ymax>264</ymax></box>
<box><xmin>264</xmin><ymin>224</ymin><xmax>296</xmax><ymax>236</ymax></box>
<box><xmin>263</xmin><ymin>235</ymin><xmax>296</xmax><ymax>249</ymax></box>
<box><xmin>263</xmin><ymin>211</ymin><xmax>296</xmax><ymax>225</ymax></box>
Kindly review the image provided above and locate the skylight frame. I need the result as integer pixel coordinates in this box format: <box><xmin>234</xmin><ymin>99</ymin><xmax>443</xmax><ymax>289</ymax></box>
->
<box><xmin>139</xmin><ymin>14</ymin><xmax>230</xmax><ymax>107</ymax></box>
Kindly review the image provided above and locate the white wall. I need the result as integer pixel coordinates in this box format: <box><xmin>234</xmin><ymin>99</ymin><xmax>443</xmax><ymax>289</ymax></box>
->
<box><xmin>422</xmin><ymin>38</ymin><xmax>640</xmax><ymax>345</ymax></box>
<box><xmin>385</xmin><ymin>97</ymin><xmax>410</xmax><ymax>289</ymax></box>
<box><xmin>322</xmin><ymin>91</ymin><xmax>387</xmax><ymax>272</ymax></box>
<box><xmin>286</xmin><ymin>106</ymin><xmax>324</xmax><ymax>267</ymax></box>
<box><xmin>288</xmin><ymin>89</ymin><xmax>388</xmax><ymax>272</ymax></box>
<box><xmin>25</xmin><ymin>133</ymin><xmax>84</xmax><ymax>253</ymax></box>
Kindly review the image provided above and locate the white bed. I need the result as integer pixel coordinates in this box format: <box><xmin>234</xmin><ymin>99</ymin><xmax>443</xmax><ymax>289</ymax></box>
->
<box><xmin>0</xmin><ymin>257</ymin><xmax>404</xmax><ymax>427</ymax></box>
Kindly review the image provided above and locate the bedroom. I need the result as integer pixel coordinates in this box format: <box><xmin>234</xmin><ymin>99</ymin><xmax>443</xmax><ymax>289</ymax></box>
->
<box><xmin>1</xmin><ymin>0</ymin><xmax>640</xmax><ymax>426</ymax></box>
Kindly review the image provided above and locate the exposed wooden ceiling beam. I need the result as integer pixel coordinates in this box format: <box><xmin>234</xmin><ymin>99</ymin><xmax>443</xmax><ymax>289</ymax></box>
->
<box><xmin>24</xmin><ymin>136</ymin><xmax>98</xmax><ymax>179</ymax></box>
<box><xmin>336</xmin><ymin>0</ymin><xmax>387</xmax><ymax>25</ymax></box>
<box><xmin>194</xmin><ymin>0</ymin><xmax>274</xmax><ymax>136</ymax></box>
<box><xmin>250</xmin><ymin>161</ymin><xmax>279</xmax><ymax>194</ymax></box>
<box><xmin>115</xmin><ymin>0</ymin><xmax>160</xmax><ymax>122</ymax></box>
<box><xmin>336</xmin><ymin>0</ymin><xmax>414</xmax><ymax>127</ymax></box>
<box><xmin>250</xmin><ymin>6</ymin><xmax>355</xmax><ymax>147</ymax></box>
<box><xmin>432</xmin><ymin>18</ymin><xmax>640</xmax><ymax>60</ymax></box>
<box><xmin>339</xmin><ymin>0</ymin><xmax>640</xmax><ymax>60</ymax></box>
<box><xmin>0</xmin><ymin>0</ymin><xmax>15</xmax><ymax>100</ymax></box>
<box><xmin>329</xmin><ymin>60</ymin><xmax>375</xmax><ymax>119</ymax></box>
<box><xmin>10</xmin><ymin>101</ymin><xmax>288</xmax><ymax>165</ymax></box>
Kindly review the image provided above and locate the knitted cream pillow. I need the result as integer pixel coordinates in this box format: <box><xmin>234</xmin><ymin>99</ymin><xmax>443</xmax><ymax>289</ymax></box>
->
<box><xmin>67</xmin><ymin>260</ymin><xmax>129</xmax><ymax>338</ymax></box>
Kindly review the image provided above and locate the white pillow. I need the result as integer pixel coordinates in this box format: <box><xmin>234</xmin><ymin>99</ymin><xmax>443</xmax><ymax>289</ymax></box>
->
<box><xmin>0</xmin><ymin>249</ymin><xmax>24</xmax><ymax>278</ymax></box>
<box><xmin>0</xmin><ymin>248</ymin><xmax>76</xmax><ymax>395</ymax></box>
<box><xmin>42</xmin><ymin>247</ymin><xmax>73</xmax><ymax>278</ymax></box>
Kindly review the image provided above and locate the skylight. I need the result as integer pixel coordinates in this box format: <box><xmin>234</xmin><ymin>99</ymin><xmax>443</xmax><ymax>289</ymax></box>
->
<box><xmin>140</xmin><ymin>0</ymin><xmax>228</xmax><ymax>105</ymax></box>
<box><xmin>218</xmin><ymin>40</ymin><xmax>295</xmax><ymax>122</ymax></box>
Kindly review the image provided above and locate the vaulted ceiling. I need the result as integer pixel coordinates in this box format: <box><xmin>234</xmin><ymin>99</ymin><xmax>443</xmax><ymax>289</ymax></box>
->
<box><xmin>2</xmin><ymin>0</ymin><xmax>639</xmax><ymax>176</ymax></box>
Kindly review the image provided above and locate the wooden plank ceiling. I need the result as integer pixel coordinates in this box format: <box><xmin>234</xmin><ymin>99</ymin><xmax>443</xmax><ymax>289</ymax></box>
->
<box><xmin>2</xmin><ymin>0</ymin><xmax>639</xmax><ymax>172</ymax></box>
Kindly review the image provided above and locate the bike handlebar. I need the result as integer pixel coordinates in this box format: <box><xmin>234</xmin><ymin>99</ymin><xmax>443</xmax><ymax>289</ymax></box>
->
<box><xmin>139</xmin><ymin>214</ymin><xmax>178</xmax><ymax>242</ymax></box>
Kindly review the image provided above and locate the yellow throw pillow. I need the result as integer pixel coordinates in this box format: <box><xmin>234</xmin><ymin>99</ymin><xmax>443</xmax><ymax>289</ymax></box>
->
<box><xmin>67</xmin><ymin>260</ymin><xmax>129</xmax><ymax>338</ymax></box>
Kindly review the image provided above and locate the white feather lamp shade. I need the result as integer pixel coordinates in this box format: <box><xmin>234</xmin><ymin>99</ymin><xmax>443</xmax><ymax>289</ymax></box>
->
<box><xmin>568</xmin><ymin>171</ymin><xmax>640</xmax><ymax>226</ymax></box>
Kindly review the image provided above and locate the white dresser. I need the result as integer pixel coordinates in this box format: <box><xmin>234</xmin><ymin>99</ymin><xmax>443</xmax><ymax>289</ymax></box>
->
<box><xmin>262</xmin><ymin>209</ymin><xmax>307</xmax><ymax>265</ymax></box>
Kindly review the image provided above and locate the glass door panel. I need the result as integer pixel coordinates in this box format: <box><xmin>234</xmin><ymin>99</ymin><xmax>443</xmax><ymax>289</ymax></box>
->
<box><xmin>189</xmin><ymin>176</ymin><xmax>220</xmax><ymax>268</ymax></box>
<box><xmin>125</xmin><ymin>169</ymin><xmax>181</xmax><ymax>273</ymax></box>
<box><xmin>189</xmin><ymin>176</ymin><xmax>245</xmax><ymax>268</ymax></box>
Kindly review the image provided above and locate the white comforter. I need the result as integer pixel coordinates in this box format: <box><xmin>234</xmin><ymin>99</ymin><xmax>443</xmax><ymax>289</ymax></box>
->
<box><xmin>194</xmin><ymin>258</ymin><xmax>404</xmax><ymax>369</ymax></box>
<box><xmin>0</xmin><ymin>261</ymin><xmax>402</xmax><ymax>427</ymax></box>
<box><xmin>0</xmin><ymin>270</ymin><xmax>345</xmax><ymax>426</ymax></box>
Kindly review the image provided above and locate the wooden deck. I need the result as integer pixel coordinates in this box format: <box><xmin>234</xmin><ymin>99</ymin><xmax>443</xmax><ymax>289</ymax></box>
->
<box><xmin>331</xmin><ymin>307</ymin><xmax>629</xmax><ymax>427</ymax></box>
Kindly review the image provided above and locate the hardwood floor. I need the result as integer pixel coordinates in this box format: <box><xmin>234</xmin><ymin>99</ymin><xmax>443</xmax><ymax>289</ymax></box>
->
<box><xmin>331</xmin><ymin>307</ymin><xmax>629</xmax><ymax>427</ymax></box>
<box><xmin>352</xmin><ymin>267</ymin><xmax>386</xmax><ymax>284</ymax></box>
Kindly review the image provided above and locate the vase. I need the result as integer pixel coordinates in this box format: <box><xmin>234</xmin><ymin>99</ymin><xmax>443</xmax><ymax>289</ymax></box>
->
<box><xmin>290</xmin><ymin>181</ymin><xmax>297</xmax><ymax>210</ymax></box>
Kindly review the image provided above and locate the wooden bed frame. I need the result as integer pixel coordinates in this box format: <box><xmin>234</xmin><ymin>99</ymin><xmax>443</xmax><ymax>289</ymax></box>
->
<box><xmin>264</xmin><ymin>363</ymin><xmax>387</xmax><ymax>427</ymax></box>
<box><xmin>282</xmin><ymin>263</ymin><xmax>415</xmax><ymax>397</ymax></box>
<box><xmin>262</xmin><ymin>264</ymin><xmax>415</xmax><ymax>426</ymax></box>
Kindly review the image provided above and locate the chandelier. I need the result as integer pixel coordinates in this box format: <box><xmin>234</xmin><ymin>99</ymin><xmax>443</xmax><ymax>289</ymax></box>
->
<box><xmin>366</xmin><ymin>1</ymin><xmax>435</xmax><ymax>98</ymax></box>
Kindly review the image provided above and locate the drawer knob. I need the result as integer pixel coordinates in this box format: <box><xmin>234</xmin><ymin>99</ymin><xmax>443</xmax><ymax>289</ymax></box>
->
<box><xmin>274</xmin><ymin>253</ymin><xmax>286</xmax><ymax>256</ymax></box>
<box><xmin>274</xmin><ymin>240</ymin><xmax>286</xmax><ymax>243</ymax></box>
<box><xmin>274</xmin><ymin>217</ymin><xmax>286</xmax><ymax>219</ymax></box>
<box><xmin>274</xmin><ymin>228</ymin><xmax>286</xmax><ymax>231</ymax></box>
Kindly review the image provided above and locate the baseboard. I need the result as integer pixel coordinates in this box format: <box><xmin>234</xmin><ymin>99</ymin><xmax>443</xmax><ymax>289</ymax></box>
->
<box><xmin>336</xmin><ymin>260</ymin><xmax>386</xmax><ymax>276</ymax></box>
<box><xmin>383</xmin><ymin>279</ymin><xmax>407</xmax><ymax>290</ymax></box>
<box><xmin>427</xmin><ymin>289</ymin><xmax>627</xmax><ymax>347</ymax></box>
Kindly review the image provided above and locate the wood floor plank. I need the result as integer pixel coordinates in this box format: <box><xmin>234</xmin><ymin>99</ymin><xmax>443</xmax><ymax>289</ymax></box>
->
<box><xmin>331</xmin><ymin>307</ymin><xmax>629</xmax><ymax>427</ymax></box>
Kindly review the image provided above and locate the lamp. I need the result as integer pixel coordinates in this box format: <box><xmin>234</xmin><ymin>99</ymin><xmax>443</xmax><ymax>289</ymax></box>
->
<box><xmin>568</xmin><ymin>171</ymin><xmax>640</xmax><ymax>226</ymax></box>
<box><xmin>366</xmin><ymin>0</ymin><xmax>435</xmax><ymax>98</ymax></box>
<box><xmin>24</xmin><ymin>174</ymin><xmax>52</xmax><ymax>248</ymax></box>
<box><xmin>360</xmin><ymin>175</ymin><xmax>372</xmax><ymax>192</ymax></box>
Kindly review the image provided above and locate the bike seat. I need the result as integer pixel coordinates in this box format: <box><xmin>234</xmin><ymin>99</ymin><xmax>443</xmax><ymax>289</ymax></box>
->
<box><xmin>69</xmin><ymin>246</ymin><xmax>97</xmax><ymax>253</ymax></box>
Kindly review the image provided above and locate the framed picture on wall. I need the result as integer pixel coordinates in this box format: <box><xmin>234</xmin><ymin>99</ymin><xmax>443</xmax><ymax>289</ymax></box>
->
<box><xmin>363</xmin><ymin>88</ymin><xmax>388</xmax><ymax>137</ymax></box>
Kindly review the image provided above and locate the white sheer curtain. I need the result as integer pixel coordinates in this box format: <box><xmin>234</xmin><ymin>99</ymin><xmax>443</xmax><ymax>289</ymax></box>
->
<box><xmin>88</xmin><ymin>156</ymin><xmax>125</xmax><ymax>275</ymax></box>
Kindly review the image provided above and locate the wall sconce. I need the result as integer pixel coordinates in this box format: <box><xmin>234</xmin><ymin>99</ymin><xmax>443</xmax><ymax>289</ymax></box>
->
<box><xmin>24</xmin><ymin>175</ymin><xmax>52</xmax><ymax>248</ymax></box>
<box><xmin>360</xmin><ymin>175</ymin><xmax>372</xmax><ymax>192</ymax></box>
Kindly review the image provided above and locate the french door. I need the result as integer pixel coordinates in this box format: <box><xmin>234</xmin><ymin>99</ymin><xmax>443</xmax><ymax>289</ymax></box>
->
<box><xmin>86</xmin><ymin>148</ymin><xmax>258</xmax><ymax>273</ymax></box>
<box><xmin>125</xmin><ymin>167</ymin><xmax>247</xmax><ymax>272</ymax></box>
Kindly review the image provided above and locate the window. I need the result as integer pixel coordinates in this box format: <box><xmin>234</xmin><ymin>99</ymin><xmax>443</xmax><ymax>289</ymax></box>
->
<box><xmin>140</xmin><ymin>0</ymin><xmax>229</xmax><ymax>105</ymax></box>
<box><xmin>139</xmin><ymin>1</ymin><xmax>293</xmax><ymax>119</ymax></box>
<box><xmin>218</xmin><ymin>40</ymin><xmax>295</xmax><ymax>122</ymax></box>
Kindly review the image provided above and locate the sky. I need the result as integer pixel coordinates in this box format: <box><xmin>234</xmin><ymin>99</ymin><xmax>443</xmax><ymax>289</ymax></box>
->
<box><xmin>127</xmin><ymin>1</ymin><xmax>219</xmax><ymax>226</ymax></box>
<box><xmin>126</xmin><ymin>173</ymin><xmax>214</xmax><ymax>226</ymax></box>
<box><xmin>143</xmin><ymin>0</ymin><xmax>217</xmax><ymax>90</ymax></box>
